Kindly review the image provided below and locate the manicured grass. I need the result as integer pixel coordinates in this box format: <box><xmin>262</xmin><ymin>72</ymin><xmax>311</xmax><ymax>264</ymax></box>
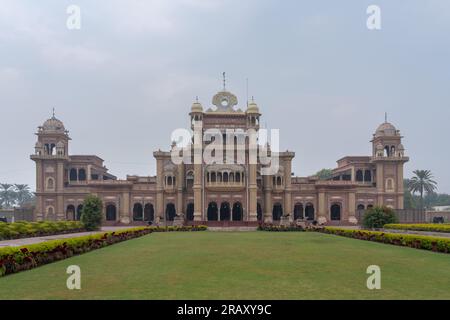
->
<box><xmin>0</xmin><ymin>231</ymin><xmax>449</xmax><ymax>300</ymax></box>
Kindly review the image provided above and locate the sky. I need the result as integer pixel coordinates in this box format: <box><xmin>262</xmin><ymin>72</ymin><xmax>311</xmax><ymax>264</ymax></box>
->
<box><xmin>0</xmin><ymin>0</ymin><xmax>449</xmax><ymax>192</ymax></box>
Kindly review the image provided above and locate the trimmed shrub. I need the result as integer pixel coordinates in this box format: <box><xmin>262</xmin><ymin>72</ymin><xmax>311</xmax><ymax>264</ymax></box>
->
<box><xmin>384</xmin><ymin>223</ymin><xmax>450</xmax><ymax>233</ymax></box>
<box><xmin>80</xmin><ymin>195</ymin><xmax>103</xmax><ymax>231</ymax></box>
<box><xmin>257</xmin><ymin>223</ymin><xmax>305</xmax><ymax>232</ymax></box>
<box><xmin>0</xmin><ymin>227</ymin><xmax>151</xmax><ymax>277</ymax></box>
<box><xmin>362</xmin><ymin>206</ymin><xmax>398</xmax><ymax>229</ymax></box>
<box><xmin>0</xmin><ymin>221</ymin><xmax>85</xmax><ymax>240</ymax></box>
<box><xmin>318</xmin><ymin>227</ymin><xmax>450</xmax><ymax>254</ymax></box>
<box><xmin>149</xmin><ymin>225</ymin><xmax>207</xmax><ymax>232</ymax></box>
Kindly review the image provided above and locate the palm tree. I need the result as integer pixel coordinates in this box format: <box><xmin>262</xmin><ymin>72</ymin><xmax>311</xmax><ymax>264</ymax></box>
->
<box><xmin>0</xmin><ymin>183</ymin><xmax>15</xmax><ymax>208</ymax></box>
<box><xmin>14</xmin><ymin>184</ymin><xmax>32</xmax><ymax>206</ymax></box>
<box><xmin>408</xmin><ymin>170</ymin><xmax>437</xmax><ymax>212</ymax></box>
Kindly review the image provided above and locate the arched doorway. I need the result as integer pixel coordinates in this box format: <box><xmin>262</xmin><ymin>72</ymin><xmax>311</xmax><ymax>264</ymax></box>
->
<box><xmin>272</xmin><ymin>203</ymin><xmax>283</xmax><ymax>221</ymax></box>
<box><xmin>305</xmin><ymin>203</ymin><xmax>315</xmax><ymax>221</ymax></box>
<box><xmin>106</xmin><ymin>204</ymin><xmax>117</xmax><ymax>221</ymax></box>
<box><xmin>186</xmin><ymin>203</ymin><xmax>194</xmax><ymax>221</ymax></box>
<box><xmin>133</xmin><ymin>203</ymin><xmax>143</xmax><ymax>221</ymax></box>
<box><xmin>66</xmin><ymin>205</ymin><xmax>75</xmax><ymax>221</ymax></box>
<box><xmin>330</xmin><ymin>203</ymin><xmax>341</xmax><ymax>221</ymax></box>
<box><xmin>294</xmin><ymin>203</ymin><xmax>303</xmax><ymax>220</ymax></box>
<box><xmin>257</xmin><ymin>203</ymin><xmax>262</xmax><ymax>221</ymax></box>
<box><xmin>69</xmin><ymin>168</ymin><xmax>77</xmax><ymax>181</ymax></box>
<box><xmin>232</xmin><ymin>202</ymin><xmax>243</xmax><ymax>221</ymax></box>
<box><xmin>76</xmin><ymin>204</ymin><xmax>83</xmax><ymax>220</ymax></box>
<box><xmin>220</xmin><ymin>202</ymin><xmax>231</xmax><ymax>221</ymax></box>
<box><xmin>78</xmin><ymin>168</ymin><xmax>86</xmax><ymax>181</ymax></box>
<box><xmin>165</xmin><ymin>203</ymin><xmax>176</xmax><ymax>221</ymax></box>
<box><xmin>207</xmin><ymin>202</ymin><xmax>218</xmax><ymax>221</ymax></box>
<box><xmin>144</xmin><ymin>203</ymin><xmax>154</xmax><ymax>222</ymax></box>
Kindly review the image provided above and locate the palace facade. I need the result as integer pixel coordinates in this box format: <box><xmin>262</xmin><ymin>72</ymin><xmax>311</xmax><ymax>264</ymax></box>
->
<box><xmin>31</xmin><ymin>87</ymin><xmax>408</xmax><ymax>225</ymax></box>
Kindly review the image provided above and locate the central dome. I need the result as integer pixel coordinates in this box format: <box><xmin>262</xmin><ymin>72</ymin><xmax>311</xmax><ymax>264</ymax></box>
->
<box><xmin>375</xmin><ymin>122</ymin><xmax>397</xmax><ymax>137</ymax></box>
<box><xmin>212</xmin><ymin>90</ymin><xmax>238</xmax><ymax>111</ymax></box>
<box><xmin>42</xmin><ymin>116</ymin><xmax>65</xmax><ymax>132</ymax></box>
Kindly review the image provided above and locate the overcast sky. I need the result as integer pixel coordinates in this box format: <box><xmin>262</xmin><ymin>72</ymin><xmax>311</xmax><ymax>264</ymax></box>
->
<box><xmin>1</xmin><ymin>0</ymin><xmax>449</xmax><ymax>192</ymax></box>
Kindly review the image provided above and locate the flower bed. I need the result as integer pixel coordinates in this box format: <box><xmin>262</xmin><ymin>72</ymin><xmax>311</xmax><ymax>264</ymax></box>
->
<box><xmin>0</xmin><ymin>227</ymin><xmax>151</xmax><ymax>277</ymax></box>
<box><xmin>384</xmin><ymin>223</ymin><xmax>450</xmax><ymax>233</ymax></box>
<box><xmin>257</xmin><ymin>224</ymin><xmax>305</xmax><ymax>232</ymax></box>
<box><xmin>149</xmin><ymin>225</ymin><xmax>207</xmax><ymax>232</ymax></box>
<box><xmin>318</xmin><ymin>227</ymin><xmax>450</xmax><ymax>253</ymax></box>
<box><xmin>0</xmin><ymin>221</ymin><xmax>86</xmax><ymax>240</ymax></box>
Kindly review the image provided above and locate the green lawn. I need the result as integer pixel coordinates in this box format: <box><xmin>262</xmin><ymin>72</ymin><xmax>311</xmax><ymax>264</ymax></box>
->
<box><xmin>0</xmin><ymin>231</ymin><xmax>449</xmax><ymax>299</ymax></box>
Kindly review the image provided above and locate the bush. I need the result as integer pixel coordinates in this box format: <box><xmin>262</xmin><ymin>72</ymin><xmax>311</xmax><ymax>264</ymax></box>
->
<box><xmin>257</xmin><ymin>223</ymin><xmax>305</xmax><ymax>232</ymax></box>
<box><xmin>148</xmin><ymin>225</ymin><xmax>207</xmax><ymax>232</ymax></box>
<box><xmin>80</xmin><ymin>195</ymin><xmax>103</xmax><ymax>231</ymax></box>
<box><xmin>384</xmin><ymin>223</ymin><xmax>450</xmax><ymax>233</ymax></box>
<box><xmin>318</xmin><ymin>227</ymin><xmax>450</xmax><ymax>254</ymax></box>
<box><xmin>0</xmin><ymin>221</ymin><xmax>85</xmax><ymax>240</ymax></box>
<box><xmin>0</xmin><ymin>227</ymin><xmax>151</xmax><ymax>277</ymax></box>
<box><xmin>362</xmin><ymin>206</ymin><xmax>398</xmax><ymax>229</ymax></box>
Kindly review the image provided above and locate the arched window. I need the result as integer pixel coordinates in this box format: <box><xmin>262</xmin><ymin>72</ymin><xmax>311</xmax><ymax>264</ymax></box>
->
<box><xmin>220</xmin><ymin>202</ymin><xmax>231</xmax><ymax>221</ymax></box>
<box><xmin>70</xmin><ymin>168</ymin><xmax>78</xmax><ymax>181</ymax></box>
<box><xmin>46</xmin><ymin>177</ymin><xmax>55</xmax><ymax>190</ymax></box>
<box><xmin>390</xmin><ymin>146</ymin><xmax>396</xmax><ymax>156</ymax></box>
<box><xmin>66</xmin><ymin>205</ymin><xmax>75</xmax><ymax>221</ymax></box>
<box><xmin>167</xmin><ymin>176</ymin><xmax>173</xmax><ymax>186</ymax></box>
<box><xmin>330</xmin><ymin>203</ymin><xmax>341</xmax><ymax>221</ymax></box>
<box><xmin>76</xmin><ymin>205</ymin><xmax>83</xmax><ymax>220</ymax></box>
<box><xmin>386</xmin><ymin>178</ymin><xmax>395</xmax><ymax>191</ymax></box>
<box><xmin>223</xmin><ymin>172</ymin><xmax>229</xmax><ymax>183</ymax></box>
<box><xmin>232</xmin><ymin>202</ymin><xmax>243</xmax><ymax>221</ymax></box>
<box><xmin>364</xmin><ymin>170</ymin><xmax>372</xmax><ymax>182</ymax></box>
<box><xmin>272</xmin><ymin>203</ymin><xmax>283</xmax><ymax>221</ymax></box>
<box><xmin>207</xmin><ymin>202</ymin><xmax>218</xmax><ymax>221</ymax></box>
<box><xmin>186</xmin><ymin>171</ymin><xmax>194</xmax><ymax>188</ymax></box>
<box><xmin>356</xmin><ymin>170</ymin><xmax>364</xmax><ymax>182</ymax></box>
<box><xmin>46</xmin><ymin>206</ymin><xmax>55</xmax><ymax>221</ymax></box>
<box><xmin>357</xmin><ymin>204</ymin><xmax>365</xmax><ymax>211</ymax></box>
<box><xmin>217</xmin><ymin>172</ymin><xmax>222</xmax><ymax>183</ymax></box>
<box><xmin>277</xmin><ymin>176</ymin><xmax>282</xmax><ymax>186</ymax></box>
<box><xmin>78</xmin><ymin>169</ymin><xmax>86</xmax><ymax>181</ymax></box>
<box><xmin>384</xmin><ymin>146</ymin><xmax>390</xmax><ymax>157</ymax></box>
<box><xmin>211</xmin><ymin>172</ymin><xmax>216</xmax><ymax>183</ymax></box>
<box><xmin>186</xmin><ymin>203</ymin><xmax>194</xmax><ymax>221</ymax></box>
<box><xmin>229</xmin><ymin>172</ymin><xmax>234</xmax><ymax>182</ymax></box>
<box><xmin>236</xmin><ymin>172</ymin><xmax>240</xmax><ymax>182</ymax></box>
<box><xmin>305</xmin><ymin>203</ymin><xmax>315</xmax><ymax>220</ymax></box>
<box><xmin>165</xmin><ymin>203</ymin><xmax>176</xmax><ymax>221</ymax></box>
<box><xmin>106</xmin><ymin>204</ymin><xmax>117</xmax><ymax>221</ymax></box>
<box><xmin>144</xmin><ymin>203</ymin><xmax>154</xmax><ymax>222</ymax></box>
<box><xmin>294</xmin><ymin>203</ymin><xmax>304</xmax><ymax>220</ymax></box>
<box><xmin>133</xmin><ymin>203</ymin><xmax>144</xmax><ymax>221</ymax></box>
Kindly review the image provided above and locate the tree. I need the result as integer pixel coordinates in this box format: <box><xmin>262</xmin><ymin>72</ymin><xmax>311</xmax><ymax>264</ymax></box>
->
<box><xmin>403</xmin><ymin>179</ymin><xmax>416</xmax><ymax>209</ymax></box>
<box><xmin>408</xmin><ymin>170</ymin><xmax>437</xmax><ymax>212</ymax></box>
<box><xmin>0</xmin><ymin>183</ymin><xmax>15</xmax><ymax>209</ymax></box>
<box><xmin>80</xmin><ymin>195</ymin><xmax>103</xmax><ymax>231</ymax></box>
<box><xmin>362</xmin><ymin>206</ymin><xmax>398</xmax><ymax>229</ymax></box>
<box><xmin>316</xmin><ymin>168</ymin><xmax>333</xmax><ymax>180</ymax></box>
<box><xmin>14</xmin><ymin>184</ymin><xmax>33</xmax><ymax>207</ymax></box>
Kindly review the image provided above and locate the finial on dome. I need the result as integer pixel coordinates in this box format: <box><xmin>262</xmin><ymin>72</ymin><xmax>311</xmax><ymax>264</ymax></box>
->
<box><xmin>385</xmin><ymin>112</ymin><xmax>387</xmax><ymax>123</ymax></box>
<box><xmin>222</xmin><ymin>72</ymin><xmax>226</xmax><ymax>91</ymax></box>
<box><xmin>52</xmin><ymin>107</ymin><xmax>56</xmax><ymax>118</ymax></box>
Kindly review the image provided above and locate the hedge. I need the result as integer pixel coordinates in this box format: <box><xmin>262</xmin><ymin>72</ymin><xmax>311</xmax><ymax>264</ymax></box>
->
<box><xmin>257</xmin><ymin>224</ymin><xmax>305</xmax><ymax>232</ymax></box>
<box><xmin>384</xmin><ymin>223</ymin><xmax>450</xmax><ymax>233</ymax></box>
<box><xmin>0</xmin><ymin>227</ymin><xmax>151</xmax><ymax>277</ymax></box>
<box><xmin>319</xmin><ymin>227</ymin><xmax>450</xmax><ymax>254</ymax></box>
<box><xmin>0</xmin><ymin>221</ymin><xmax>85</xmax><ymax>240</ymax></box>
<box><xmin>149</xmin><ymin>225</ymin><xmax>207</xmax><ymax>232</ymax></box>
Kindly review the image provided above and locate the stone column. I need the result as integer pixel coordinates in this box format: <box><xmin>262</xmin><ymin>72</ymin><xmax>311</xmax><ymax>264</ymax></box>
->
<box><xmin>318</xmin><ymin>191</ymin><xmax>326</xmax><ymax>223</ymax></box>
<box><xmin>177</xmin><ymin>163</ymin><xmax>184</xmax><ymax>216</ymax></box>
<box><xmin>248</xmin><ymin>163</ymin><xmax>257</xmax><ymax>221</ymax></box>
<box><xmin>120</xmin><ymin>192</ymin><xmax>130</xmax><ymax>224</ymax></box>
<box><xmin>263</xmin><ymin>174</ymin><xmax>272</xmax><ymax>223</ymax></box>
<box><xmin>156</xmin><ymin>157</ymin><xmax>164</xmax><ymax>223</ymax></box>
<box><xmin>376</xmin><ymin>162</ymin><xmax>384</xmax><ymax>206</ymax></box>
<box><xmin>397</xmin><ymin>164</ymin><xmax>404</xmax><ymax>209</ymax></box>
<box><xmin>347</xmin><ymin>191</ymin><xmax>356</xmax><ymax>222</ymax></box>
<box><xmin>193</xmin><ymin>121</ymin><xmax>203</xmax><ymax>221</ymax></box>
<box><xmin>284</xmin><ymin>158</ymin><xmax>293</xmax><ymax>221</ymax></box>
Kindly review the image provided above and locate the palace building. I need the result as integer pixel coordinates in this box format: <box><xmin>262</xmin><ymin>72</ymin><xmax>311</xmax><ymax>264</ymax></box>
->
<box><xmin>31</xmin><ymin>86</ymin><xmax>408</xmax><ymax>226</ymax></box>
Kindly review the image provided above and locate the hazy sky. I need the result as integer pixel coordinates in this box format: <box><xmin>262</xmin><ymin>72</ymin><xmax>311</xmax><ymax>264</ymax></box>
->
<box><xmin>1</xmin><ymin>0</ymin><xmax>449</xmax><ymax>192</ymax></box>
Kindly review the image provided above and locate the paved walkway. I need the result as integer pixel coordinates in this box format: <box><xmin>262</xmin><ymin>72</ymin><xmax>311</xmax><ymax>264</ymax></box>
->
<box><xmin>0</xmin><ymin>227</ymin><xmax>130</xmax><ymax>248</ymax></box>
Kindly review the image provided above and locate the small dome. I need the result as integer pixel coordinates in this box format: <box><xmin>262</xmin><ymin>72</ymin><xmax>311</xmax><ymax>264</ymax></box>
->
<box><xmin>56</xmin><ymin>141</ymin><xmax>65</xmax><ymax>148</ymax></box>
<box><xmin>398</xmin><ymin>143</ymin><xmax>405</xmax><ymax>151</ymax></box>
<box><xmin>191</xmin><ymin>101</ymin><xmax>203</xmax><ymax>113</ymax></box>
<box><xmin>247</xmin><ymin>101</ymin><xmax>260</xmax><ymax>114</ymax></box>
<box><xmin>376</xmin><ymin>143</ymin><xmax>384</xmax><ymax>150</ymax></box>
<box><xmin>375</xmin><ymin>122</ymin><xmax>397</xmax><ymax>137</ymax></box>
<box><xmin>42</xmin><ymin>116</ymin><xmax>65</xmax><ymax>132</ymax></box>
<box><xmin>35</xmin><ymin>141</ymin><xmax>43</xmax><ymax>148</ymax></box>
